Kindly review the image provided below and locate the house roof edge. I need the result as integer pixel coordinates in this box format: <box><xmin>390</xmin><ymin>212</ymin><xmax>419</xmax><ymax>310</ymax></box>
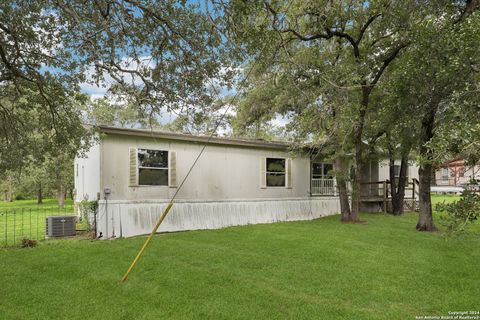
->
<box><xmin>97</xmin><ymin>125</ymin><xmax>292</xmax><ymax>150</ymax></box>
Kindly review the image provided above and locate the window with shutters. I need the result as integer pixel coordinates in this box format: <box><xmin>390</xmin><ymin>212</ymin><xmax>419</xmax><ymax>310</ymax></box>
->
<box><xmin>266</xmin><ymin>158</ymin><xmax>286</xmax><ymax>187</ymax></box>
<box><xmin>138</xmin><ymin>149</ymin><xmax>169</xmax><ymax>186</ymax></box>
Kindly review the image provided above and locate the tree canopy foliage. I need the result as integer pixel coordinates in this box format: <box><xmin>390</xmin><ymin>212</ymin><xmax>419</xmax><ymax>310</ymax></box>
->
<box><xmin>0</xmin><ymin>0</ymin><xmax>229</xmax><ymax>172</ymax></box>
<box><xmin>221</xmin><ymin>0</ymin><xmax>433</xmax><ymax>221</ymax></box>
<box><xmin>221</xmin><ymin>0</ymin><xmax>480</xmax><ymax>228</ymax></box>
<box><xmin>1</xmin><ymin>0</ymin><xmax>479</xmax><ymax>232</ymax></box>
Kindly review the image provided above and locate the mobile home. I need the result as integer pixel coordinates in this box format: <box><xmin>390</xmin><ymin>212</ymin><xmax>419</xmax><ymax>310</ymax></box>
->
<box><xmin>75</xmin><ymin>126</ymin><xmax>342</xmax><ymax>238</ymax></box>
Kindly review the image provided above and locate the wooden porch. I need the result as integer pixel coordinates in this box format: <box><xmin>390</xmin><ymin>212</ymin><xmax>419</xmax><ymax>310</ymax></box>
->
<box><xmin>360</xmin><ymin>179</ymin><xmax>420</xmax><ymax>212</ymax></box>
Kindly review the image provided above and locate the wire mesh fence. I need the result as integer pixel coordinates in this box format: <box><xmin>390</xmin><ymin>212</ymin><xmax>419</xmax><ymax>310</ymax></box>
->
<box><xmin>0</xmin><ymin>205</ymin><xmax>75</xmax><ymax>247</ymax></box>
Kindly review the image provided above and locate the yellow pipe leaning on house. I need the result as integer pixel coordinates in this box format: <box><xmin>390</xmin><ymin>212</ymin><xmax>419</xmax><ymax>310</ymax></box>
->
<box><xmin>121</xmin><ymin>201</ymin><xmax>174</xmax><ymax>282</ymax></box>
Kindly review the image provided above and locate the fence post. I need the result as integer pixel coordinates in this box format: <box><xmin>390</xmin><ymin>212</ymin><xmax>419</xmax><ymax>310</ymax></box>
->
<box><xmin>21</xmin><ymin>208</ymin><xmax>24</xmax><ymax>240</ymax></box>
<box><xmin>43</xmin><ymin>208</ymin><xmax>46</xmax><ymax>240</ymax></box>
<box><xmin>13</xmin><ymin>209</ymin><xmax>16</xmax><ymax>245</ymax></box>
<box><xmin>36</xmin><ymin>207</ymin><xmax>39</xmax><ymax>240</ymax></box>
<box><xmin>383</xmin><ymin>181</ymin><xmax>387</xmax><ymax>213</ymax></box>
<box><xmin>94</xmin><ymin>204</ymin><xmax>98</xmax><ymax>239</ymax></box>
<box><xmin>4</xmin><ymin>210</ymin><xmax>7</xmax><ymax>246</ymax></box>
<box><xmin>29</xmin><ymin>208</ymin><xmax>32</xmax><ymax>239</ymax></box>
<box><xmin>412</xmin><ymin>179</ymin><xmax>415</xmax><ymax>200</ymax></box>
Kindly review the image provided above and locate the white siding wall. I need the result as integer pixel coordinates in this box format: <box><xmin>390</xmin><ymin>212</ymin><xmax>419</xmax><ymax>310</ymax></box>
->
<box><xmin>92</xmin><ymin>133</ymin><xmax>340</xmax><ymax>239</ymax></box>
<box><xmin>74</xmin><ymin>142</ymin><xmax>101</xmax><ymax>202</ymax></box>
<box><xmin>100</xmin><ymin>134</ymin><xmax>312</xmax><ymax>200</ymax></box>
<box><xmin>378</xmin><ymin>160</ymin><xmax>419</xmax><ymax>181</ymax></box>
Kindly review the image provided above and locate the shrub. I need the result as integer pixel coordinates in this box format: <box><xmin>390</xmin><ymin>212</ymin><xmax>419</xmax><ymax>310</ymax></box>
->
<box><xmin>21</xmin><ymin>238</ymin><xmax>37</xmax><ymax>248</ymax></box>
<box><xmin>435</xmin><ymin>191</ymin><xmax>480</xmax><ymax>234</ymax></box>
<box><xmin>77</xmin><ymin>199</ymin><xmax>98</xmax><ymax>232</ymax></box>
<box><xmin>15</xmin><ymin>194</ymin><xmax>28</xmax><ymax>200</ymax></box>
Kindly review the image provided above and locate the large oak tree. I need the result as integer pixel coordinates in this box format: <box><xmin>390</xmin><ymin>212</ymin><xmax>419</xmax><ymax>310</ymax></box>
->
<box><xmin>0</xmin><ymin>0</ymin><xmax>227</xmax><ymax>172</ymax></box>
<box><xmin>222</xmin><ymin>0</ymin><xmax>431</xmax><ymax>221</ymax></box>
<box><xmin>384</xmin><ymin>7</ymin><xmax>480</xmax><ymax>230</ymax></box>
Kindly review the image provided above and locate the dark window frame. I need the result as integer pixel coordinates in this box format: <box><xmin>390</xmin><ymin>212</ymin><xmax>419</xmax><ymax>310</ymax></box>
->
<box><xmin>311</xmin><ymin>162</ymin><xmax>333</xmax><ymax>180</ymax></box>
<box><xmin>442</xmin><ymin>168</ymin><xmax>449</xmax><ymax>180</ymax></box>
<box><xmin>266</xmin><ymin>157</ymin><xmax>286</xmax><ymax>187</ymax></box>
<box><xmin>138</xmin><ymin>148</ymin><xmax>169</xmax><ymax>186</ymax></box>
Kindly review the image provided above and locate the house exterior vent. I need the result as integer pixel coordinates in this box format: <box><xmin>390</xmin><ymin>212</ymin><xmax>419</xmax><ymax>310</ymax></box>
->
<box><xmin>46</xmin><ymin>216</ymin><xmax>76</xmax><ymax>237</ymax></box>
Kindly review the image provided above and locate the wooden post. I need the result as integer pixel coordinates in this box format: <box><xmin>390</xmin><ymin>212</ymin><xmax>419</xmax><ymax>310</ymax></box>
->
<box><xmin>383</xmin><ymin>181</ymin><xmax>387</xmax><ymax>213</ymax></box>
<box><xmin>412</xmin><ymin>179</ymin><xmax>415</xmax><ymax>199</ymax></box>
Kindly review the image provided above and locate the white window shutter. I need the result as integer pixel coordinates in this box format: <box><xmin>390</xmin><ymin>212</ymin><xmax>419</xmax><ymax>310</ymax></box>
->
<box><xmin>169</xmin><ymin>151</ymin><xmax>177</xmax><ymax>188</ymax></box>
<box><xmin>286</xmin><ymin>158</ymin><xmax>292</xmax><ymax>189</ymax></box>
<box><xmin>128</xmin><ymin>147</ymin><xmax>138</xmax><ymax>187</ymax></box>
<box><xmin>260</xmin><ymin>157</ymin><xmax>266</xmax><ymax>189</ymax></box>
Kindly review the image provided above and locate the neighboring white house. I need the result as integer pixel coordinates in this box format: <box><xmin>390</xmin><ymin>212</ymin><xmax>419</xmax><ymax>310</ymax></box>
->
<box><xmin>74</xmin><ymin>126</ymin><xmax>419</xmax><ymax>239</ymax></box>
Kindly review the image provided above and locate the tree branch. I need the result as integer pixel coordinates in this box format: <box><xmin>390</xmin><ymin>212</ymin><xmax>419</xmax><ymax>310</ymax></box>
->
<box><xmin>370</xmin><ymin>42</ymin><xmax>409</xmax><ymax>86</ymax></box>
<box><xmin>455</xmin><ymin>0</ymin><xmax>480</xmax><ymax>24</ymax></box>
<box><xmin>325</xmin><ymin>28</ymin><xmax>360</xmax><ymax>58</ymax></box>
<box><xmin>0</xmin><ymin>22</ymin><xmax>11</xmax><ymax>34</ymax></box>
<box><xmin>356</xmin><ymin>13</ymin><xmax>382</xmax><ymax>45</ymax></box>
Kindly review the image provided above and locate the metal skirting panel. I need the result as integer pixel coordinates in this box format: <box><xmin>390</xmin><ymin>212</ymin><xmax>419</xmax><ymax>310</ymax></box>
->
<box><xmin>96</xmin><ymin>198</ymin><xmax>340</xmax><ymax>239</ymax></box>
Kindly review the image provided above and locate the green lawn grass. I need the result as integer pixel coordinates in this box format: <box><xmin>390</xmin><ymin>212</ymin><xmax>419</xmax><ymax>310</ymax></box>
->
<box><xmin>0</xmin><ymin>196</ymin><xmax>461</xmax><ymax>248</ymax></box>
<box><xmin>0</xmin><ymin>199</ymin><xmax>75</xmax><ymax>246</ymax></box>
<box><xmin>0</xmin><ymin>198</ymin><xmax>73</xmax><ymax>209</ymax></box>
<box><xmin>431</xmin><ymin>194</ymin><xmax>461</xmax><ymax>206</ymax></box>
<box><xmin>0</xmin><ymin>212</ymin><xmax>478</xmax><ymax>320</ymax></box>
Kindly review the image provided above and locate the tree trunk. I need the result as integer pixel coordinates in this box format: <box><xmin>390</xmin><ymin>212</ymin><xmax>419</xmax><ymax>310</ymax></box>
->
<box><xmin>417</xmin><ymin>164</ymin><xmax>436</xmax><ymax>231</ymax></box>
<box><xmin>6</xmin><ymin>186</ymin><xmax>12</xmax><ymax>202</ymax></box>
<box><xmin>37</xmin><ymin>182</ymin><xmax>43</xmax><ymax>204</ymax></box>
<box><xmin>350</xmin><ymin>88</ymin><xmax>370</xmax><ymax>222</ymax></box>
<box><xmin>416</xmin><ymin>103</ymin><xmax>438</xmax><ymax>231</ymax></box>
<box><xmin>57</xmin><ymin>185</ymin><xmax>65</xmax><ymax>209</ymax></box>
<box><xmin>350</xmin><ymin>127</ymin><xmax>365</xmax><ymax>219</ymax></box>
<box><xmin>394</xmin><ymin>154</ymin><xmax>409</xmax><ymax>214</ymax></box>
<box><xmin>389</xmin><ymin>152</ymin><xmax>409</xmax><ymax>215</ymax></box>
<box><xmin>350</xmin><ymin>156</ymin><xmax>362</xmax><ymax>221</ymax></box>
<box><xmin>388</xmin><ymin>153</ymin><xmax>396</xmax><ymax>213</ymax></box>
<box><xmin>334</xmin><ymin>158</ymin><xmax>351</xmax><ymax>221</ymax></box>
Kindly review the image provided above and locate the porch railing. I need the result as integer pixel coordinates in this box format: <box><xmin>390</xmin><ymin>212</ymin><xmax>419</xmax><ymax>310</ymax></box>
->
<box><xmin>360</xmin><ymin>178</ymin><xmax>420</xmax><ymax>200</ymax></box>
<box><xmin>311</xmin><ymin>178</ymin><xmax>336</xmax><ymax>196</ymax></box>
